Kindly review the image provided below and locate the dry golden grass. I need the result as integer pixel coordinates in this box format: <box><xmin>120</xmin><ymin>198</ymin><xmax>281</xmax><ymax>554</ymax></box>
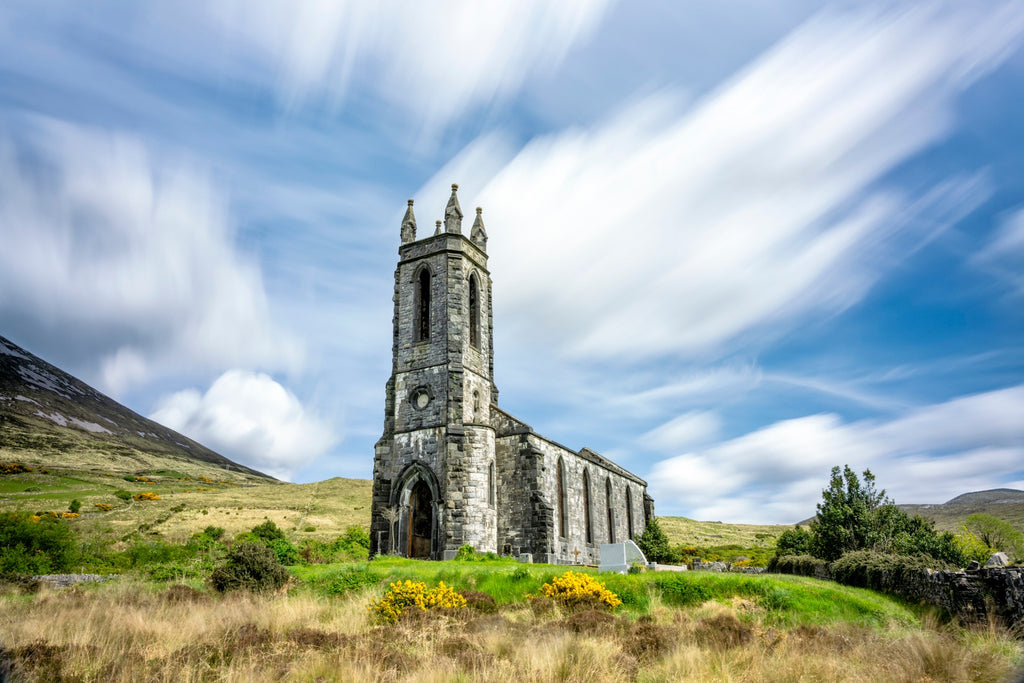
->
<box><xmin>1</xmin><ymin>580</ymin><xmax>1020</xmax><ymax>682</ymax></box>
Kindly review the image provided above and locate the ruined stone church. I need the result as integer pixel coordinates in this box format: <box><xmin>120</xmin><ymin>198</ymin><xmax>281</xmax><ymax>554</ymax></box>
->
<box><xmin>370</xmin><ymin>185</ymin><xmax>653</xmax><ymax>563</ymax></box>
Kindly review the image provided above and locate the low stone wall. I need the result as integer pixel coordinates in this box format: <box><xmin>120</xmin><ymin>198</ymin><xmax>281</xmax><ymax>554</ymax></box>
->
<box><xmin>773</xmin><ymin>559</ymin><xmax>1024</xmax><ymax>630</ymax></box>
<box><xmin>874</xmin><ymin>567</ymin><xmax>1024</xmax><ymax>629</ymax></box>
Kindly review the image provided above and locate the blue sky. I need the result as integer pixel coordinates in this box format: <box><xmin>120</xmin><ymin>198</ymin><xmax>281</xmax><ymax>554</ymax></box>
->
<box><xmin>1</xmin><ymin>1</ymin><xmax>1023</xmax><ymax>523</ymax></box>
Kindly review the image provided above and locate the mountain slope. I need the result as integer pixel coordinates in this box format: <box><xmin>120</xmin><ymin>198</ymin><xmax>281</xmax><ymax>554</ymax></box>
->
<box><xmin>0</xmin><ymin>334</ymin><xmax>272</xmax><ymax>483</ymax></box>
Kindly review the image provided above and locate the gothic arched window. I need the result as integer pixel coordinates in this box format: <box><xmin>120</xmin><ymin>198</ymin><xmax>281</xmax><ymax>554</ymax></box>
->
<box><xmin>606</xmin><ymin>478</ymin><xmax>614</xmax><ymax>543</ymax></box>
<box><xmin>557</xmin><ymin>458</ymin><xmax>567</xmax><ymax>538</ymax></box>
<box><xmin>468</xmin><ymin>273</ymin><xmax>480</xmax><ymax>348</ymax></box>
<box><xmin>415</xmin><ymin>268</ymin><xmax>431</xmax><ymax>341</ymax></box>
<box><xmin>583</xmin><ymin>469</ymin><xmax>593</xmax><ymax>544</ymax></box>
<box><xmin>626</xmin><ymin>486</ymin><xmax>635</xmax><ymax>540</ymax></box>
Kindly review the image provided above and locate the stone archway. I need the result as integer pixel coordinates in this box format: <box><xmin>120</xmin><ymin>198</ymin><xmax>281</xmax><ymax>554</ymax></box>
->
<box><xmin>390</xmin><ymin>461</ymin><xmax>442</xmax><ymax>560</ymax></box>
<box><xmin>408</xmin><ymin>479</ymin><xmax>433</xmax><ymax>558</ymax></box>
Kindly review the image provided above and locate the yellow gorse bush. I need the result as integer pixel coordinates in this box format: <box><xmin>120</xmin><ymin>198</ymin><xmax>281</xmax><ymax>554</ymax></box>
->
<box><xmin>541</xmin><ymin>570</ymin><xmax>622</xmax><ymax>610</ymax></box>
<box><xmin>133</xmin><ymin>492</ymin><xmax>161</xmax><ymax>501</ymax></box>
<box><xmin>368</xmin><ymin>580</ymin><xmax>467</xmax><ymax>624</ymax></box>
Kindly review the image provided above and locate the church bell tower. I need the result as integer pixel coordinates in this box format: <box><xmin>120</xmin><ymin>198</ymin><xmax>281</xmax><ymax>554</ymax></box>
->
<box><xmin>370</xmin><ymin>184</ymin><xmax>497</xmax><ymax>559</ymax></box>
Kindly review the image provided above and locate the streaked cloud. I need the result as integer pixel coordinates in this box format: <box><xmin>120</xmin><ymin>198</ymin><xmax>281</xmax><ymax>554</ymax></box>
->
<box><xmin>432</xmin><ymin>4</ymin><xmax>1022</xmax><ymax>362</ymax></box>
<box><xmin>150</xmin><ymin>369</ymin><xmax>337</xmax><ymax>481</ymax></box>
<box><xmin>0</xmin><ymin>119</ymin><xmax>302</xmax><ymax>395</ymax></box>
<box><xmin>651</xmin><ymin>385</ymin><xmax>1024</xmax><ymax>523</ymax></box>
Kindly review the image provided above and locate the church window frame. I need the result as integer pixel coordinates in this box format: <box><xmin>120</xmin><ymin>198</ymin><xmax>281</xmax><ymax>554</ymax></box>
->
<box><xmin>557</xmin><ymin>457</ymin><xmax>568</xmax><ymax>538</ymax></box>
<box><xmin>468</xmin><ymin>272</ymin><xmax>480</xmax><ymax>348</ymax></box>
<box><xmin>606</xmin><ymin>477</ymin><xmax>614</xmax><ymax>544</ymax></box>
<box><xmin>414</xmin><ymin>265</ymin><xmax>432</xmax><ymax>342</ymax></box>
<box><xmin>583</xmin><ymin>468</ymin><xmax>593</xmax><ymax>544</ymax></box>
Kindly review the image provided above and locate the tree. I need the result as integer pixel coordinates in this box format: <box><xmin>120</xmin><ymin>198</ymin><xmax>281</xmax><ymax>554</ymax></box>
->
<box><xmin>775</xmin><ymin>526</ymin><xmax>812</xmax><ymax>557</ymax></box>
<box><xmin>636</xmin><ymin>517</ymin><xmax>678</xmax><ymax>564</ymax></box>
<box><xmin>809</xmin><ymin>466</ymin><xmax>889</xmax><ymax>561</ymax></box>
<box><xmin>964</xmin><ymin>513</ymin><xmax>1024</xmax><ymax>561</ymax></box>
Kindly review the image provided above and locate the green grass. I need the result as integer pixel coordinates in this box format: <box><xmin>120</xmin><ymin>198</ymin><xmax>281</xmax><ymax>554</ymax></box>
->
<box><xmin>292</xmin><ymin>557</ymin><xmax>918</xmax><ymax>630</ymax></box>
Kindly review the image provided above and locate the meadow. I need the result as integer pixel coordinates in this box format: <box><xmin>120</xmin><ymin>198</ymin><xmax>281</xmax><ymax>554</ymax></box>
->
<box><xmin>2</xmin><ymin>557</ymin><xmax>1022</xmax><ymax>682</ymax></box>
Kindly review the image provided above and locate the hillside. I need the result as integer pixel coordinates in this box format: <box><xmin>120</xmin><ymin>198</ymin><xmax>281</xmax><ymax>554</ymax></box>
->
<box><xmin>0</xmin><ymin>334</ymin><xmax>271</xmax><ymax>484</ymax></box>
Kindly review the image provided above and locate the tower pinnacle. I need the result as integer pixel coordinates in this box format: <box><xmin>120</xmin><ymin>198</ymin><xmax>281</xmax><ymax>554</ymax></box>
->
<box><xmin>444</xmin><ymin>183</ymin><xmax>463</xmax><ymax>234</ymax></box>
<box><xmin>470</xmin><ymin>206</ymin><xmax>488</xmax><ymax>250</ymax></box>
<box><xmin>400</xmin><ymin>199</ymin><xmax>417</xmax><ymax>244</ymax></box>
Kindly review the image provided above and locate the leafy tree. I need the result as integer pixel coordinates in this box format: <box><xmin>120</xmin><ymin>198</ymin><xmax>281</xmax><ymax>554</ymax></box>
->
<box><xmin>68</xmin><ymin>499</ymin><xmax>81</xmax><ymax>514</ymax></box>
<box><xmin>964</xmin><ymin>513</ymin><xmax>1023</xmax><ymax>561</ymax></box>
<box><xmin>636</xmin><ymin>517</ymin><xmax>678</xmax><ymax>564</ymax></box>
<box><xmin>775</xmin><ymin>526</ymin><xmax>812</xmax><ymax>557</ymax></box>
<box><xmin>250</xmin><ymin>520</ymin><xmax>287</xmax><ymax>544</ymax></box>
<box><xmin>809</xmin><ymin>466</ymin><xmax>889</xmax><ymax>561</ymax></box>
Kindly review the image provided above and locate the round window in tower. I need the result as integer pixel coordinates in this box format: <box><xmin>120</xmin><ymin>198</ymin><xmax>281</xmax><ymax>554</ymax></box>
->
<box><xmin>410</xmin><ymin>386</ymin><xmax>432</xmax><ymax>410</ymax></box>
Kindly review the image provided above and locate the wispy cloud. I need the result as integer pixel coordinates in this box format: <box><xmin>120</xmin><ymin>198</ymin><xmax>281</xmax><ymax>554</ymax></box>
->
<box><xmin>973</xmin><ymin>207</ymin><xmax>1024</xmax><ymax>296</ymax></box>
<box><xmin>199</xmin><ymin>0</ymin><xmax>611</xmax><ymax>129</ymax></box>
<box><xmin>427</xmin><ymin>4</ymin><xmax>1024</xmax><ymax>363</ymax></box>
<box><xmin>151</xmin><ymin>369</ymin><xmax>337</xmax><ymax>481</ymax></box>
<box><xmin>650</xmin><ymin>384</ymin><xmax>1024</xmax><ymax>523</ymax></box>
<box><xmin>0</xmin><ymin>119</ymin><xmax>301</xmax><ymax>395</ymax></box>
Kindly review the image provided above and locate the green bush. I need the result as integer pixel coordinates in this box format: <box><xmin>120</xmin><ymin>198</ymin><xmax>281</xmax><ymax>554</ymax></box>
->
<box><xmin>210</xmin><ymin>542</ymin><xmax>291</xmax><ymax>593</ymax></box>
<box><xmin>775</xmin><ymin>527</ymin><xmax>812</xmax><ymax>557</ymax></box>
<box><xmin>654</xmin><ymin>574</ymin><xmax>712</xmax><ymax>607</ymax></box>
<box><xmin>203</xmin><ymin>526</ymin><xmax>225</xmax><ymax>541</ymax></box>
<box><xmin>320</xmin><ymin>566</ymin><xmax>378</xmax><ymax>595</ymax></box>
<box><xmin>251</xmin><ymin>520</ymin><xmax>287</xmax><ymax>543</ymax></box>
<box><xmin>767</xmin><ymin>554</ymin><xmax>829</xmax><ymax>578</ymax></box>
<box><xmin>830</xmin><ymin>550</ymin><xmax>954</xmax><ymax>590</ymax></box>
<box><xmin>68</xmin><ymin>499</ymin><xmax>81</xmax><ymax>514</ymax></box>
<box><xmin>0</xmin><ymin>512</ymin><xmax>77</xmax><ymax>574</ymax></box>
<box><xmin>637</xmin><ymin>518</ymin><xmax>680</xmax><ymax>564</ymax></box>
<box><xmin>114</xmin><ymin>490</ymin><xmax>132</xmax><ymax>502</ymax></box>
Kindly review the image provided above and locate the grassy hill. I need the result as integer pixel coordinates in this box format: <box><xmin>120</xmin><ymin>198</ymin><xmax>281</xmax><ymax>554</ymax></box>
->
<box><xmin>0</xmin><ymin>334</ymin><xmax>271</xmax><ymax>485</ymax></box>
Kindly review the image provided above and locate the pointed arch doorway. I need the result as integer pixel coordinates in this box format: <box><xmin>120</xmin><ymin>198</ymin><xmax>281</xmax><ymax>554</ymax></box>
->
<box><xmin>408</xmin><ymin>479</ymin><xmax>433</xmax><ymax>558</ymax></box>
<box><xmin>391</xmin><ymin>462</ymin><xmax>441</xmax><ymax>560</ymax></box>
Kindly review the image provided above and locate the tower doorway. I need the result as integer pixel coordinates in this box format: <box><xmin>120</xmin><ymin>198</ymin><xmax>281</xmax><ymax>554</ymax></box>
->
<box><xmin>408</xmin><ymin>480</ymin><xmax>433</xmax><ymax>559</ymax></box>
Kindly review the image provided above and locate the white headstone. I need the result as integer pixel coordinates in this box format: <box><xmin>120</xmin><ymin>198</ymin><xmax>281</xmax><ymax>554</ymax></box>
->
<box><xmin>599</xmin><ymin>540</ymin><xmax>648</xmax><ymax>574</ymax></box>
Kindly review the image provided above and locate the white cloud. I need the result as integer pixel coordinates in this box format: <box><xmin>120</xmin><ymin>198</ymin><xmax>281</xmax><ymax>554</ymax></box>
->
<box><xmin>0</xmin><ymin>119</ymin><xmax>302</xmax><ymax>395</ymax></box>
<box><xmin>150</xmin><ymin>369</ymin><xmax>337</xmax><ymax>481</ymax></box>
<box><xmin>973</xmin><ymin>208</ymin><xmax>1024</xmax><ymax>295</ymax></box>
<box><xmin>650</xmin><ymin>385</ymin><xmax>1024</xmax><ymax>523</ymax></box>
<box><xmin>424</xmin><ymin>4</ymin><xmax>1023</xmax><ymax>362</ymax></box>
<box><xmin>641</xmin><ymin>411</ymin><xmax>722</xmax><ymax>452</ymax></box>
<box><xmin>200</xmin><ymin>0</ymin><xmax>610</xmax><ymax>128</ymax></box>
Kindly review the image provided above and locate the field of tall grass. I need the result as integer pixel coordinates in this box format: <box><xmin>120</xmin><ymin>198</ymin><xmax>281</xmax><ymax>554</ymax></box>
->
<box><xmin>2</xmin><ymin>558</ymin><xmax>1021</xmax><ymax>682</ymax></box>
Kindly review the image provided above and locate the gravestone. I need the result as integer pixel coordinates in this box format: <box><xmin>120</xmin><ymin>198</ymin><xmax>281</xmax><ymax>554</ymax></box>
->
<box><xmin>599</xmin><ymin>540</ymin><xmax>647</xmax><ymax>574</ymax></box>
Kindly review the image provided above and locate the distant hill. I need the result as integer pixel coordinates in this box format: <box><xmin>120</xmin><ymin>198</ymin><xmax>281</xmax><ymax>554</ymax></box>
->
<box><xmin>942</xmin><ymin>489</ymin><xmax>1024</xmax><ymax>506</ymax></box>
<box><xmin>0</xmin><ymin>333</ymin><xmax>272</xmax><ymax>484</ymax></box>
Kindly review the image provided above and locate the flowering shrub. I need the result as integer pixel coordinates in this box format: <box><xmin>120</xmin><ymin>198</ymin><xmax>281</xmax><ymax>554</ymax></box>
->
<box><xmin>60</xmin><ymin>512</ymin><xmax>79</xmax><ymax>518</ymax></box>
<box><xmin>541</xmin><ymin>571</ymin><xmax>622</xmax><ymax>611</ymax></box>
<box><xmin>0</xmin><ymin>462</ymin><xmax>33</xmax><ymax>474</ymax></box>
<box><xmin>94</xmin><ymin>503</ymin><xmax>113</xmax><ymax>512</ymax></box>
<box><xmin>133</xmin><ymin>492</ymin><xmax>161</xmax><ymax>501</ymax></box>
<box><xmin>368</xmin><ymin>580</ymin><xmax>467</xmax><ymax>624</ymax></box>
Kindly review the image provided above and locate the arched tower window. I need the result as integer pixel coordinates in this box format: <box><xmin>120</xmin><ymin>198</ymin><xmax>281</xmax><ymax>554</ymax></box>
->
<box><xmin>606</xmin><ymin>478</ymin><xmax>614</xmax><ymax>543</ymax></box>
<box><xmin>583</xmin><ymin>469</ymin><xmax>593</xmax><ymax>544</ymax></box>
<box><xmin>468</xmin><ymin>273</ymin><xmax>480</xmax><ymax>348</ymax></box>
<box><xmin>415</xmin><ymin>268</ymin><xmax>431</xmax><ymax>341</ymax></box>
<box><xmin>626</xmin><ymin>487</ymin><xmax>635</xmax><ymax>540</ymax></box>
<box><xmin>557</xmin><ymin>458</ymin><xmax>567</xmax><ymax>538</ymax></box>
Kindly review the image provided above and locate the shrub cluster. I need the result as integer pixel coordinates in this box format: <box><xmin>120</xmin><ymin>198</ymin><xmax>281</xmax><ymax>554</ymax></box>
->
<box><xmin>367</xmin><ymin>580</ymin><xmax>466</xmax><ymax>624</ymax></box>
<box><xmin>132</xmin><ymin>492</ymin><xmax>161</xmax><ymax>501</ymax></box>
<box><xmin>297</xmin><ymin>526</ymin><xmax>370</xmax><ymax>564</ymax></box>
<box><xmin>766</xmin><ymin>554</ymin><xmax>830</xmax><ymax>578</ymax></box>
<box><xmin>830</xmin><ymin>550</ymin><xmax>955</xmax><ymax>590</ymax></box>
<box><xmin>0</xmin><ymin>462</ymin><xmax>32</xmax><ymax>474</ymax></box>
<box><xmin>541</xmin><ymin>571</ymin><xmax>622</xmax><ymax>611</ymax></box>
<box><xmin>210</xmin><ymin>542</ymin><xmax>291</xmax><ymax>593</ymax></box>
<box><xmin>0</xmin><ymin>512</ymin><xmax>77</xmax><ymax>574</ymax></box>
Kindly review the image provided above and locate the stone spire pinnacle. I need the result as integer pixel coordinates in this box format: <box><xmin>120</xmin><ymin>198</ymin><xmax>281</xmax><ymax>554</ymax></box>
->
<box><xmin>470</xmin><ymin>206</ymin><xmax>488</xmax><ymax>250</ymax></box>
<box><xmin>444</xmin><ymin>183</ymin><xmax>463</xmax><ymax>234</ymax></box>
<box><xmin>400</xmin><ymin>199</ymin><xmax>417</xmax><ymax>244</ymax></box>
<box><xmin>434</xmin><ymin>220</ymin><xmax>443</xmax><ymax>236</ymax></box>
